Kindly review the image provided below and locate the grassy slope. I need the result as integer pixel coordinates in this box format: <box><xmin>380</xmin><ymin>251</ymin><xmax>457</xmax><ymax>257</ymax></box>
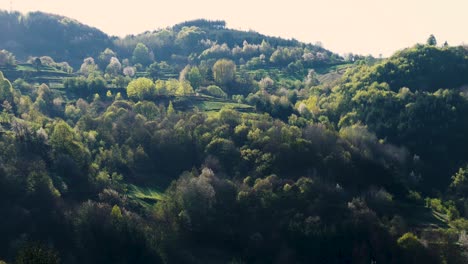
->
<box><xmin>1</xmin><ymin>64</ymin><xmax>72</xmax><ymax>88</ymax></box>
<box><xmin>128</xmin><ymin>184</ymin><xmax>166</xmax><ymax>208</ymax></box>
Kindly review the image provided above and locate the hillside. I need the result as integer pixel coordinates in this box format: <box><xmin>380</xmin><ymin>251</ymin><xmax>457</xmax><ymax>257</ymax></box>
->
<box><xmin>0</xmin><ymin>11</ymin><xmax>111</xmax><ymax>66</ymax></box>
<box><xmin>0</xmin><ymin>11</ymin><xmax>341</xmax><ymax>70</ymax></box>
<box><xmin>0</xmin><ymin>10</ymin><xmax>468</xmax><ymax>264</ymax></box>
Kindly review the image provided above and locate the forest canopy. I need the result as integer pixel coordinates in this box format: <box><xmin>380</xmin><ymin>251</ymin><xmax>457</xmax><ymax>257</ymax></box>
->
<box><xmin>0</xmin><ymin>10</ymin><xmax>467</xmax><ymax>264</ymax></box>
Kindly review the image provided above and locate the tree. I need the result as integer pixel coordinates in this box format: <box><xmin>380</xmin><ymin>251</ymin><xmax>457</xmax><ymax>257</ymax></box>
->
<box><xmin>206</xmin><ymin>138</ymin><xmax>239</xmax><ymax>170</ymax></box>
<box><xmin>87</xmin><ymin>75</ymin><xmax>106</xmax><ymax>91</ymax></box>
<box><xmin>64</xmin><ymin>76</ymin><xmax>88</xmax><ymax>96</ymax></box>
<box><xmin>0</xmin><ymin>49</ymin><xmax>16</xmax><ymax>66</ymax></box>
<box><xmin>258</xmin><ymin>77</ymin><xmax>275</xmax><ymax>91</ymax></box>
<box><xmin>148</xmin><ymin>62</ymin><xmax>162</xmax><ymax>79</ymax></box>
<box><xmin>132</xmin><ymin>43</ymin><xmax>153</xmax><ymax>66</ymax></box>
<box><xmin>0</xmin><ymin>71</ymin><xmax>13</xmax><ymax>97</ymax></box>
<box><xmin>187</xmin><ymin>66</ymin><xmax>203</xmax><ymax>88</ymax></box>
<box><xmin>167</xmin><ymin>101</ymin><xmax>175</xmax><ymax>115</ymax></box>
<box><xmin>0</xmin><ymin>71</ymin><xmax>14</xmax><ymax>104</ymax></box>
<box><xmin>34</xmin><ymin>83</ymin><xmax>54</xmax><ymax>113</ymax></box>
<box><xmin>15</xmin><ymin>243</ymin><xmax>60</xmax><ymax>264</ymax></box>
<box><xmin>176</xmin><ymin>26</ymin><xmax>205</xmax><ymax>51</ymax></box>
<box><xmin>50</xmin><ymin>120</ymin><xmax>90</xmax><ymax>171</ymax></box>
<box><xmin>260</xmin><ymin>39</ymin><xmax>273</xmax><ymax>54</ymax></box>
<box><xmin>134</xmin><ymin>101</ymin><xmax>160</xmax><ymax>119</ymax></box>
<box><xmin>165</xmin><ymin>79</ymin><xmax>180</xmax><ymax>95</ymax></box>
<box><xmin>123</xmin><ymin>66</ymin><xmax>136</xmax><ymax>77</ymax></box>
<box><xmin>105</xmin><ymin>57</ymin><xmax>122</xmax><ymax>76</ymax></box>
<box><xmin>126</xmin><ymin>77</ymin><xmax>156</xmax><ymax>100</ymax></box>
<box><xmin>0</xmin><ymin>100</ymin><xmax>12</xmax><ymax>122</ymax></box>
<box><xmin>112</xmin><ymin>75</ymin><xmax>131</xmax><ymax>88</ymax></box>
<box><xmin>98</xmin><ymin>48</ymin><xmax>117</xmax><ymax>69</ymax></box>
<box><xmin>80</xmin><ymin>57</ymin><xmax>98</xmax><ymax>76</ymax></box>
<box><xmin>50</xmin><ymin>120</ymin><xmax>76</xmax><ymax>151</ymax></box>
<box><xmin>212</xmin><ymin>59</ymin><xmax>236</xmax><ymax>85</ymax></box>
<box><xmin>450</xmin><ymin>166</ymin><xmax>468</xmax><ymax>196</ymax></box>
<box><xmin>179</xmin><ymin>65</ymin><xmax>190</xmax><ymax>82</ymax></box>
<box><xmin>157</xmin><ymin>168</ymin><xmax>222</xmax><ymax>232</ymax></box>
<box><xmin>111</xmin><ymin>205</ymin><xmax>123</xmax><ymax>219</ymax></box>
<box><xmin>427</xmin><ymin>34</ymin><xmax>437</xmax><ymax>46</ymax></box>
<box><xmin>176</xmin><ymin>81</ymin><xmax>195</xmax><ymax>96</ymax></box>
<box><xmin>155</xmin><ymin>80</ymin><xmax>168</xmax><ymax>95</ymax></box>
<box><xmin>39</xmin><ymin>56</ymin><xmax>55</xmax><ymax>67</ymax></box>
<box><xmin>56</xmin><ymin>62</ymin><xmax>73</xmax><ymax>73</ymax></box>
<box><xmin>397</xmin><ymin>232</ymin><xmax>432</xmax><ymax>263</ymax></box>
<box><xmin>34</xmin><ymin>57</ymin><xmax>42</xmax><ymax>71</ymax></box>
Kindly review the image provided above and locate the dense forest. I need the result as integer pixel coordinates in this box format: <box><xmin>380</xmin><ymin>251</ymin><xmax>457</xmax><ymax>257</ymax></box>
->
<box><xmin>1</xmin><ymin>10</ymin><xmax>468</xmax><ymax>263</ymax></box>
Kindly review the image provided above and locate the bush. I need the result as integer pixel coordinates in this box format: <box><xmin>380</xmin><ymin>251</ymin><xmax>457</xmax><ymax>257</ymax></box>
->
<box><xmin>205</xmin><ymin>85</ymin><xmax>227</xmax><ymax>98</ymax></box>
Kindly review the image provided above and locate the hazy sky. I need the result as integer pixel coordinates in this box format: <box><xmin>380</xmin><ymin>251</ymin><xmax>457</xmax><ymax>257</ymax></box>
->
<box><xmin>1</xmin><ymin>0</ymin><xmax>467</xmax><ymax>56</ymax></box>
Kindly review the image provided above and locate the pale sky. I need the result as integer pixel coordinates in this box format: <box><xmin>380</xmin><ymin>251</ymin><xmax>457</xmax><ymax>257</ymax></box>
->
<box><xmin>1</xmin><ymin>0</ymin><xmax>467</xmax><ymax>57</ymax></box>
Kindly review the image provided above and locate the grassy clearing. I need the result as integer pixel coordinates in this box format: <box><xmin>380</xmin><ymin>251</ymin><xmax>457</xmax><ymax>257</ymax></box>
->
<box><xmin>2</xmin><ymin>64</ymin><xmax>72</xmax><ymax>87</ymax></box>
<box><xmin>174</xmin><ymin>95</ymin><xmax>255</xmax><ymax>113</ymax></box>
<box><xmin>16</xmin><ymin>64</ymin><xmax>66</xmax><ymax>73</ymax></box>
<box><xmin>395</xmin><ymin>202</ymin><xmax>449</xmax><ymax>230</ymax></box>
<box><xmin>48</xmin><ymin>82</ymin><xmax>65</xmax><ymax>89</ymax></box>
<box><xmin>315</xmin><ymin>63</ymin><xmax>354</xmax><ymax>74</ymax></box>
<box><xmin>198</xmin><ymin>100</ymin><xmax>254</xmax><ymax>112</ymax></box>
<box><xmin>128</xmin><ymin>184</ymin><xmax>166</xmax><ymax>207</ymax></box>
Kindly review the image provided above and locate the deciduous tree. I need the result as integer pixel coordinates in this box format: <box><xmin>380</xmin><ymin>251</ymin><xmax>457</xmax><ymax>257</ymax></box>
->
<box><xmin>212</xmin><ymin>59</ymin><xmax>236</xmax><ymax>85</ymax></box>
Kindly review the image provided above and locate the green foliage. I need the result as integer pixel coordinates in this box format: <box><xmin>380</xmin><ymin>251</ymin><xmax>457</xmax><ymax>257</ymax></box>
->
<box><xmin>134</xmin><ymin>101</ymin><xmax>160</xmax><ymax>120</ymax></box>
<box><xmin>323</xmin><ymin>45</ymin><xmax>468</xmax><ymax>189</ymax></box>
<box><xmin>0</xmin><ymin>50</ymin><xmax>16</xmax><ymax>66</ymax></box>
<box><xmin>15</xmin><ymin>243</ymin><xmax>60</xmax><ymax>264</ymax></box>
<box><xmin>167</xmin><ymin>101</ymin><xmax>175</xmax><ymax>115</ymax></box>
<box><xmin>128</xmin><ymin>184</ymin><xmax>165</xmax><ymax>207</ymax></box>
<box><xmin>427</xmin><ymin>34</ymin><xmax>437</xmax><ymax>46</ymax></box>
<box><xmin>205</xmin><ymin>85</ymin><xmax>227</xmax><ymax>98</ymax></box>
<box><xmin>212</xmin><ymin>59</ymin><xmax>236</xmax><ymax>86</ymax></box>
<box><xmin>1</xmin><ymin>11</ymin><xmax>468</xmax><ymax>264</ymax></box>
<box><xmin>79</xmin><ymin>57</ymin><xmax>99</xmax><ymax>76</ymax></box>
<box><xmin>186</xmin><ymin>66</ymin><xmax>202</xmax><ymax>88</ymax></box>
<box><xmin>397</xmin><ymin>232</ymin><xmax>422</xmax><ymax>250</ymax></box>
<box><xmin>132</xmin><ymin>43</ymin><xmax>153</xmax><ymax>66</ymax></box>
<box><xmin>175</xmin><ymin>81</ymin><xmax>194</xmax><ymax>96</ymax></box>
<box><xmin>111</xmin><ymin>205</ymin><xmax>123</xmax><ymax>219</ymax></box>
<box><xmin>175</xmin><ymin>26</ymin><xmax>205</xmax><ymax>51</ymax></box>
<box><xmin>0</xmin><ymin>72</ymin><xmax>14</xmax><ymax>105</ymax></box>
<box><xmin>105</xmin><ymin>57</ymin><xmax>122</xmax><ymax>76</ymax></box>
<box><xmin>397</xmin><ymin>233</ymin><xmax>436</xmax><ymax>263</ymax></box>
<box><xmin>0</xmin><ymin>11</ymin><xmax>111</xmax><ymax>66</ymax></box>
<box><xmin>354</xmin><ymin>45</ymin><xmax>468</xmax><ymax>92</ymax></box>
<box><xmin>426</xmin><ymin>198</ymin><xmax>446</xmax><ymax>214</ymax></box>
<box><xmin>450</xmin><ymin>166</ymin><xmax>468</xmax><ymax>195</ymax></box>
<box><xmin>126</xmin><ymin>77</ymin><xmax>156</xmax><ymax>100</ymax></box>
<box><xmin>98</xmin><ymin>48</ymin><xmax>117</xmax><ymax>69</ymax></box>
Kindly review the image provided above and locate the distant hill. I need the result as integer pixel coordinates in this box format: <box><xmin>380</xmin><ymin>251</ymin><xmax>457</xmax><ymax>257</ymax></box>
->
<box><xmin>329</xmin><ymin>44</ymin><xmax>468</xmax><ymax>188</ymax></box>
<box><xmin>114</xmin><ymin>18</ymin><xmax>339</xmax><ymax>65</ymax></box>
<box><xmin>0</xmin><ymin>11</ymin><xmax>342</xmax><ymax>69</ymax></box>
<box><xmin>0</xmin><ymin>11</ymin><xmax>112</xmax><ymax>66</ymax></box>
<box><xmin>357</xmin><ymin>45</ymin><xmax>468</xmax><ymax>92</ymax></box>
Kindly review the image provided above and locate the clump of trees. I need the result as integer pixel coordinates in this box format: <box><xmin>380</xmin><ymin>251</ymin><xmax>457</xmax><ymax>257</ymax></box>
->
<box><xmin>0</xmin><ymin>50</ymin><xmax>16</xmax><ymax>67</ymax></box>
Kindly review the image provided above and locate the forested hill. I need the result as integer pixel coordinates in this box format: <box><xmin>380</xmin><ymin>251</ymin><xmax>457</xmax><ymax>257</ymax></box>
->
<box><xmin>0</xmin><ymin>11</ymin><xmax>341</xmax><ymax>68</ymax></box>
<box><xmin>2</xmin><ymin>9</ymin><xmax>468</xmax><ymax>264</ymax></box>
<box><xmin>0</xmin><ymin>11</ymin><xmax>111</xmax><ymax>66</ymax></box>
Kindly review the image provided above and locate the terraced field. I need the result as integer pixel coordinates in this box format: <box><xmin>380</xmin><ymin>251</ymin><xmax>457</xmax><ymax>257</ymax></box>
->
<box><xmin>1</xmin><ymin>63</ymin><xmax>72</xmax><ymax>89</ymax></box>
